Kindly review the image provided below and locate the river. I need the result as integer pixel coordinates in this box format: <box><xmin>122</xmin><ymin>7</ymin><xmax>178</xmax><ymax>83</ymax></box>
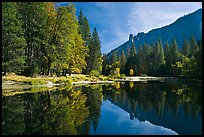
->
<box><xmin>2</xmin><ymin>81</ymin><xmax>202</xmax><ymax>135</ymax></box>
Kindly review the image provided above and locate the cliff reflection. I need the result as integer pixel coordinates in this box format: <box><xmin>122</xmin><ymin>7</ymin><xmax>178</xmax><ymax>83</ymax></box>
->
<box><xmin>102</xmin><ymin>82</ymin><xmax>202</xmax><ymax>135</ymax></box>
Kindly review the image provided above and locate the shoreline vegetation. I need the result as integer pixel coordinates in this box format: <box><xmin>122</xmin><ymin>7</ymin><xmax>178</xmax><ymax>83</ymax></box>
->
<box><xmin>2</xmin><ymin>2</ymin><xmax>202</xmax><ymax>90</ymax></box>
<box><xmin>2</xmin><ymin>73</ymin><xmax>201</xmax><ymax>91</ymax></box>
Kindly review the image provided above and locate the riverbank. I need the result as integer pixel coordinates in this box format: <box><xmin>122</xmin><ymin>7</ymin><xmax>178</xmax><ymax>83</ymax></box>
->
<box><xmin>2</xmin><ymin>74</ymin><xmax>201</xmax><ymax>90</ymax></box>
<box><xmin>2</xmin><ymin>74</ymin><xmax>114</xmax><ymax>90</ymax></box>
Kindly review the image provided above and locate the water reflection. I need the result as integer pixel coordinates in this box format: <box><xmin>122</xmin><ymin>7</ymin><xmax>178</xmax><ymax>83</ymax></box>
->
<box><xmin>2</xmin><ymin>87</ymin><xmax>89</xmax><ymax>135</ymax></box>
<box><xmin>2</xmin><ymin>82</ymin><xmax>202</xmax><ymax>135</ymax></box>
<box><xmin>90</xmin><ymin>100</ymin><xmax>178</xmax><ymax>135</ymax></box>
<box><xmin>102</xmin><ymin>82</ymin><xmax>202</xmax><ymax>135</ymax></box>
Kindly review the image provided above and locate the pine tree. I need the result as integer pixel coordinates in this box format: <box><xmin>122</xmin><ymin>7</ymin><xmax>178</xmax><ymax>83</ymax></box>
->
<box><xmin>19</xmin><ymin>2</ymin><xmax>48</xmax><ymax>76</ymax></box>
<box><xmin>182</xmin><ymin>39</ymin><xmax>190</xmax><ymax>57</ymax></box>
<box><xmin>102</xmin><ymin>54</ymin><xmax>109</xmax><ymax>75</ymax></box>
<box><xmin>120</xmin><ymin>50</ymin><xmax>126</xmax><ymax>73</ymax></box>
<box><xmin>158</xmin><ymin>40</ymin><xmax>165</xmax><ymax>74</ymax></box>
<box><xmin>2</xmin><ymin>2</ymin><xmax>26</xmax><ymax>75</ymax></box>
<box><xmin>130</xmin><ymin>42</ymin><xmax>137</xmax><ymax>58</ymax></box>
<box><xmin>164</xmin><ymin>42</ymin><xmax>170</xmax><ymax>59</ymax></box>
<box><xmin>190</xmin><ymin>36</ymin><xmax>199</xmax><ymax>55</ymax></box>
<box><xmin>158</xmin><ymin>40</ymin><xmax>165</xmax><ymax>66</ymax></box>
<box><xmin>87</xmin><ymin>28</ymin><xmax>103</xmax><ymax>73</ymax></box>
<box><xmin>121</xmin><ymin>50</ymin><xmax>126</xmax><ymax>66</ymax></box>
<box><xmin>111</xmin><ymin>51</ymin><xmax>117</xmax><ymax>65</ymax></box>
<box><xmin>125</xmin><ymin>43</ymin><xmax>137</xmax><ymax>75</ymax></box>
<box><xmin>78</xmin><ymin>10</ymin><xmax>92</xmax><ymax>73</ymax></box>
<box><xmin>143</xmin><ymin>43</ymin><xmax>150</xmax><ymax>74</ymax></box>
<box><xmin>138</xmin><ymin>45</ymin><xmax>143</xmax><ymax>75</ymax></box>
<box><xmin>78</xmin><ymin>10</ymin><xmax>91</xmax><ymax>46</ymax></box>
<box><xmin>170</xmin><ymin>39</ymin><xmax>179</xmax><ymax>64</ymax></box>
<box><xmin>126</xmin><ymin>46</ymin><xmax>130</xmax><ymax>58</ymax></box>
<box><xmin>78</xmin><ymin>9</ymin><xmax>84</xmax><ymax>35</ymax></box>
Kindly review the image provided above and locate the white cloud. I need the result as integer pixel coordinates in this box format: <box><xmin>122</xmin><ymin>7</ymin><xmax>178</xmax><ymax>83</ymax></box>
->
<box><xmin>126</xmin><ymin>2</ymin><xmax>202</xmax><ymax>33</ymax></box>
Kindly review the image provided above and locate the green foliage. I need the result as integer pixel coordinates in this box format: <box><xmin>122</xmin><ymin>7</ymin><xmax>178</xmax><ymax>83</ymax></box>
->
<box><xmin>170</xmin><ymin>39</ymin><xmax>179</xmax><ymax>64</ymax></box>
<box><xmin>103</xmin><ymin>36</ymin><xmax>201</xmax><ymax>80</ymax></box>
<box><xmin>111</xmin><ymin>51</ymin><xmax>118</xmax><ymax>65</ymax></box>
<box><xmin>2</xmin><ymin>2</ymin><xmax>26</xmax><ymax>75</ymax></box>
<box><xmin>19</xmin><ymin>2</ymin><xmax>49</xmax><ymax>75</ymax></box>
<box><xmin>87</xmin><ymin>28</ymin><xmax>103</xmax><ymax>73</ymax></box>
<box><xmin>90</xmin><ymin>70</ymin><xmax>100</xmax><ymax>77</ymax></box>
<box><xmin>71</xmin><ymin>68</ymin><xmax>81</xmax><ymax>74</ymax></box>
<box><xmin>120</xmin><ymin>74</ymin><xmax>126</xmax><ymax>79</ymax></box>
<box><xmin>182</xmin><ymin>39</ymin><xmax>190</xmax><ymax>56</ymax></box>
<box><xmin>3</xmin><ymin>2</ymin><xmax>97</xmax><ymax>77</ymax></box>
<box><xmin>190</xmin><ymin>36</ymin><xmax>199</xmax><ymax>55</ymax></box>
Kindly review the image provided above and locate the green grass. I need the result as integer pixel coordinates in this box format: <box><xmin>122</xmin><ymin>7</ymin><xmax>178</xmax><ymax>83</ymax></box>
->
<box><xmin>2</xmin><ymin>74</ymin><xmax>73</xmax><ymax>85</ymax></box>
<box><xmin>2</xmin><ymin>74</ymin><xmax>116</xmax><ymax>88</ymax></box>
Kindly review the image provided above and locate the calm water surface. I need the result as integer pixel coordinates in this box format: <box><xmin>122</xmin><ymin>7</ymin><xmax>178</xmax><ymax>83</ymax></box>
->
<box><xmin>2</xmin><ymin>82</ymin><xmax>202</xmax><ymax>135</ymax></box>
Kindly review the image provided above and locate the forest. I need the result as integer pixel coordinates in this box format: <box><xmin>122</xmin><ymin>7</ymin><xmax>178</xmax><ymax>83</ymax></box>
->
<box><xmin>102</xmin><ymin>37</ymin><xmax>202</xmax><ymax>79</ymax></box>
<box><xmin>2</xmin><ymin>2</ymin><xmax>102</xmax><ymax>77</ymax></box>
<box><xmin>2</xmin><ymin>2</ymin><xmax>202</xmax><ymax>80</ymax></box>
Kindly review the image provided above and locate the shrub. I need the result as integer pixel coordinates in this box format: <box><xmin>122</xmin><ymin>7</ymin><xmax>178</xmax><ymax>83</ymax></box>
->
<box><xmin>120</xmin><ymin>74</ymin><xmax>126</xmax><ymax>79</ymax></box>
<box><xmin>114</xmin><ymin>67</ymin><xmax>120</xmax><ymax>78</ymax></box>
<box><xmin>129</xmin><ymin>69</ymin><xmax>134</xmax><ymax>76</ymax></box>
<box><xmin>71</xmin><ymin>68</ymin><xmax>81</xmax><ymax>74</ymax></box>
<box><xmin>90</xmin><ymin>70</ymin><xmax>100</xmax><ymax>77</ymax></box>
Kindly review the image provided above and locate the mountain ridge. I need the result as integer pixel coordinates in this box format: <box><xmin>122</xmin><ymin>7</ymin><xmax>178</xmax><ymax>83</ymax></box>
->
<box><xmin>107</xmin><ymin>8</ymin><xmax>202</xmax><ymax>57</ymax></box>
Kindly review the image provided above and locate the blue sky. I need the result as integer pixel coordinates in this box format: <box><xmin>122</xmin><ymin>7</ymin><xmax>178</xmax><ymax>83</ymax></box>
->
<box><xmin>57</xmin><ymin>2</ymin><xmax>202</xmax><ymax>54</ymax></box>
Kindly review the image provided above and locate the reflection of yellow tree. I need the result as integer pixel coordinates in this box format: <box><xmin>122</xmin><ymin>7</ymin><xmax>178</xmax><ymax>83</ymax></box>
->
<box><xmin>129</xmin><ymin>81</ymin><xmax>134</xmax><ymax>88</ymax></box>
<box><xmin>115</xmin><ymin>82</ymin><xmax>120</xmax><ymax>89</ymax></box>
<box><xmin>44</xmin><ymin>89</ymin><xmax>89</xmax><ymax>135</ymax></box>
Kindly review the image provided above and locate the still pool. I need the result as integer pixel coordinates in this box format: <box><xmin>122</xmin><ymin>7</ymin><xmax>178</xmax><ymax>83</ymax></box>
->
<box><xmin>2</xmin><ymin>82</ymin><xmax>202</xmax><ymax>135</ymax></box>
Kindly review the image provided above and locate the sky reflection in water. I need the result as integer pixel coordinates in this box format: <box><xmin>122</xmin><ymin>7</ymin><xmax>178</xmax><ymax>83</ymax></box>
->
<box><xmin>90</xmin><ymin>99</ymin><xmax>178</xmax><ymax>135</ymax></box>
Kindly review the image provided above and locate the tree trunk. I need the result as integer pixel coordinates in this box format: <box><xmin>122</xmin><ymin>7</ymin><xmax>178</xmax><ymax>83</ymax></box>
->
<box><xmin>3</xmin><ymin>66</ymin><xmax>7</xmax><ymax>76</ymax></box>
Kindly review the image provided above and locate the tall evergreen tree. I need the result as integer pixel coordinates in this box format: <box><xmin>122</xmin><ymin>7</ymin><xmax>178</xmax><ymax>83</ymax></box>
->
<box><xmin>87</xmin><ymin>28</ymin><xmax>103</xmax><ymax>73</ymax></box>
<box><xmin>126</xmin><ymin>46</ymin><xmax>130</xmax><ymax>58</ymax></box>
<box><xmin>190</xmin><ymin>36</ymin><xmax>199</xmax><ymax>55</ymax></box>
<box><xmin>19</xmin><ymin>2</ymin><xmax>48</xmax><ymax>76</ymax></box>
<box><xmin>111</xmin><ymin>51</ymin><xmax>117</xmax><ymax>65</ymax></box>
<box><xmin>138</xmin><ymin>45</ymin><xmax>143</xmax><ymax>74</ymax></box>
<box><xmin>130</xmin><ymin>42</ymin><xmax>137</xmax><ymax>58</ymax></box>
<box><xmin>120</xmin><ymin>50</ymin><xmax>126</xmax><ymax>73</ymax></box>
<box><xmin>2</xmin><ymin>2</ymin><xmax>26</xmax><ymax>75</ymax></box>
<box><xmin>182</xmin><ymin>39</ymin><xmax>190</xmax><ymax>57</ymax></box>
<box><xmin>158</xmin><ymin>40</ymin><xmax>165</xmax><ymax>74</ymax></box>
<box><xmin>78</xmin><ymin>9</ymin><xmax>84</xmax><ymax>35</ymax></box>
<box><xmin>158</xmin><ymin>40</ymin><xmax>165</xmax><ymax>66</ymax></box>
<box><xmin>102</xmin><ymin>54</ymin><xmax>109</xmax><ymax>75</ymax></box>
<box><xmin>78</xmin><ymin>10</ymin><xmax>91</xmax><ymax>46</ymax></box>
<box><xmin>125</xmin><ymin>42</ymin><xmax>137</xmax><ymax>75</ymax></box>
<box><xmin>143</xmin><ymin>43</ymin><xmax>150</xmax><ymax>74</ymax></box>
<box><xmin>170</xmin><ymin>39</ymin><xmax>179</xmax><ymax>64</ymax></box>
<box><xmin>164</xmin><ymin>42</ymin><xmax>170</xmax><ymax>59</ymax></box>
<box><xmin>78</xmin><ymin>10</ymin><xmax>92</xmax><ymax>73</ymax></box>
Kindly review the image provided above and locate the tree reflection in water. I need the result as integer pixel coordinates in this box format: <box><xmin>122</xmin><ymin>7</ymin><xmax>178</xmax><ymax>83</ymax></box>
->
<box><xmin>2</xmin><ymin>86</ymin><xmax>89</xmax><ymax>135</ymax></box>
<box><xmin>2</xmin><ymin>82</ymin><xmax>202</xmax><ymax>135</ymax></box>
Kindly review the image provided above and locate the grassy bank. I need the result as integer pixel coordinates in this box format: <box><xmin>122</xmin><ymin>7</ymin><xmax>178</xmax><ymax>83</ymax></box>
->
<box><xmin>2</xmin><ymin>73</ymin><xmax>116</xmax><ymax>90</ymax></box>
<box><xmin>2</xmin><ymin>74</ymin><xmax>72</xmax><ymax>85</ymax></box>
